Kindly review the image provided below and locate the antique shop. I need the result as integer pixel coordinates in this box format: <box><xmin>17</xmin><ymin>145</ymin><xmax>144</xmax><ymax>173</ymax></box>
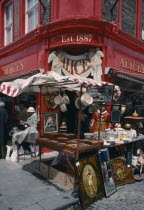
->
<box><xmin>0</xmin><ymin>0</ymin><xmax>144</xmax><ymax>208</ymax></box>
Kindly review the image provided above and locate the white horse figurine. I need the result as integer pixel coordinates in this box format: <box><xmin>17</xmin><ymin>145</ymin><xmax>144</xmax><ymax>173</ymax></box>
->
<box><xmin>137</xmin><ymin>149</ymin><xmax>144</xmax><ymax>176</ymax></box>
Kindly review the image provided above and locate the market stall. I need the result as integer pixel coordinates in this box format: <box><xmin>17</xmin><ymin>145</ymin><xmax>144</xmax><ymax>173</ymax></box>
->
<box><xmin>1</xmin><ymin>71</ymin><xmax>144</xmax><ymax>208</ymax></box>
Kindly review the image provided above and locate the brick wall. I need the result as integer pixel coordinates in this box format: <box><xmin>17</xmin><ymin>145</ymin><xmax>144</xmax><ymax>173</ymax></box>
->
<box><xmin>14</xmin><ymin>0</ymin><xmax>19</xmax><ymax>41</ymax></box>
<box><xmin>41</xmin><ymin>0</ymin><xmax>51</xmax><ymax>25</ymax></box>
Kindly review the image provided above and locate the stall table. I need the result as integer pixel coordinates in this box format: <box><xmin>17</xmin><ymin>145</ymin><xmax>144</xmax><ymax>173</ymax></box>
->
<box><xmin>36</xmin><ymin>134</ymin><xmax>144</xmax><ymax>185</ymax></box>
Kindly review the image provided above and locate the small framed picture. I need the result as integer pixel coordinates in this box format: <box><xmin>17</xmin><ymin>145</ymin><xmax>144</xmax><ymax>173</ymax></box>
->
<box><xmin>75</xmin><ymin>154</ymin><xmax>105</xmax><ymax>209</ymax></box>
<box><xmin>98</xmin><ymin>148</ymin><xmax>116</xmax><ymax>197</ymax></box>
<box><xmin>44</xmin><ymin>112</ymin><xmax>58</xmax><ymax>133</ymax></box>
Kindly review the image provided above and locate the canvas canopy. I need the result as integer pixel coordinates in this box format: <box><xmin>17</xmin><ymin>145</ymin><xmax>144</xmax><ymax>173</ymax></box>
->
<box><xmin>0</xmin><ymin>71</ymin><xmax>121</xmax><ymax>100</ymax></box>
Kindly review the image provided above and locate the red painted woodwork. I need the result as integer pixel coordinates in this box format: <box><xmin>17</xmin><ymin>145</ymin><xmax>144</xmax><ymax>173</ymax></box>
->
<box><xmin>49</xmin><ymin>32</ymin><xmax>102</xmax><ymax>50</ymax></box>
<box><xmin>0</xmin><ymin>53</ymin><xmax>38</xmax><ymax>77</ymax></box>
<box><xmin>136</xmin><ymin>0</ymin><xmax>142</xmax><ymax>39</ymax></box>
<box><xmin>0</xmin><ymin>4</ymin><xmax>4</xmax><ymax>48</ymax></box>
<box><xmin>19</xmin><ymin>0</ymin><xmax>25</xmax><ymax>37</ymax></box>
<box><xmin>51</xmin><ymin>0</ymin><xmax>102</xmax><ymax>22</ymax></box>
<box><xmin>118</xmin><ymin>0</ymin><xmax>122</xmax><ymax>30</ymax></box>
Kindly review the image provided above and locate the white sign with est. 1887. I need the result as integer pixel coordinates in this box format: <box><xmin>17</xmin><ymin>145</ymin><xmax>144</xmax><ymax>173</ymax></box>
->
<box><xmin>61</xmin><ymin>34</ymin><xmax>93</xmax><ymax>43</ymax></box>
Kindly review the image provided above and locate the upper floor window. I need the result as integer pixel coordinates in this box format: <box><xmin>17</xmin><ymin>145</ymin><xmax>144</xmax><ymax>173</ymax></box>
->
<box><xmin>25</xmin><ymin>0</ymin><xmax>38</xmax><ymax>33</ymax></box>
<box><xmin>4</xmin><ymin>1</ymin><xmax>12</xmax><ymax>45</ymax></box>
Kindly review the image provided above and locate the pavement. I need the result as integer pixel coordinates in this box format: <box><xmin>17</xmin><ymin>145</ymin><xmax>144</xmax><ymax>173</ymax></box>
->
<box><xmin>0</xmin><ymin>152</ymin><xmax>144</xmax><ymax>210</ymax></box>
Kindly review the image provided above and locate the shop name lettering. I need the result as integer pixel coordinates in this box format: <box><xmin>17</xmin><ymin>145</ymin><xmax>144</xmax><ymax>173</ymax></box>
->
<box><xmin>120</xmin><ymin>59</ymin><xmax>144</xmax><ymax>73</ymax></box>
<box><xmin>61</xmin><ymin>34</ymin><xmax>93</xmax><ymax>43</ymax></box>
<box><xmin>62</xmin><ymin>57</ymin><xmax>91</xmax><ymax>75</ymax></box>
<box><xmin>4</xmin><ymin>63</ymin><xmax>24</xmax><ymax>75</ymax></box>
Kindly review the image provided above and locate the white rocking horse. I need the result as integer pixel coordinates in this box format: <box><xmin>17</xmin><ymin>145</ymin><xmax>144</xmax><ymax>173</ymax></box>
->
<box><xmin>137</xmin><ymin>149</ymin><xmax>144</xmax><ymax>176</ymax></box>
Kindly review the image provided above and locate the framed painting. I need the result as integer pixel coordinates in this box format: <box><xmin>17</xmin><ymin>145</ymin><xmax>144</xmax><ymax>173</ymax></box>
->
<box><xmin>98</xmin><ymin>148</ymin><xmax>116</xmax><ymax>197</ymax></box>
<box><xmin>44</xmin><ymin>112</ymin><xmax>58</xmax><ymax>133</ymax></box>
<box><xmin>111</xmin><ymin>158</ymin><xmax>135</xmax><ymax>186</ymax></box>
<box><xmin>75</xmin><ymin>154</ymin><xmax>105</xmax><ymax>209</ymax></box>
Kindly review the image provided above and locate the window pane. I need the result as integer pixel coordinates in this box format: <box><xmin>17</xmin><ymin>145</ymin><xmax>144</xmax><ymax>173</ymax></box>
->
<box><xmin>26</xmin><ymin>0</ymin><xmax>38</xmax><ymax>33</ymax></box>
<box><xmin>5</xmin><ymin>3</ymin><xmax>12</xmax><ymax>25</ymax></box>
<box><xmin>6</xmin><ymin>26</ymin><xmax>12</xmax><ymax>44</ymax></box>
<box><xmin>121</xmin><ymin>1</ymin><xmax>136</xmax><ymax>36</ymax></box>
<box><xmin>34</xmin><ymin>6</ymin><xmax>38</xmax><ymax>26</ymax></box>
<box><xmin>34</xmin><ymin>0</ymin><xmax>38</xmax><ymax>5</ymax></box>
<box><xmin>28</xmin><ymin>10</ymin><xmax>34</xmax><ymax>32</ymax></box>
<box><xmin>27</xmin><ymin>0</ymin><xmax>38</xmax><ymax>10</ymax></box>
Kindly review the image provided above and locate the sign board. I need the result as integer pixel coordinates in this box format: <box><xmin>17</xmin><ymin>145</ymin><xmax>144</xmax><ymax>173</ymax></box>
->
<box><xmin>88</xmin><ymin>85</ymin><xmax>114</xmax><ymax>103</ymax></box>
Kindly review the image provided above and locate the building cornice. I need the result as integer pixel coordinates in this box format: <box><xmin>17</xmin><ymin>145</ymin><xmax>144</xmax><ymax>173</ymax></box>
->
<box><xmin>0</xmin><ymin>18</ymin><xmax>143</xmax><ymax>58</ymax></box>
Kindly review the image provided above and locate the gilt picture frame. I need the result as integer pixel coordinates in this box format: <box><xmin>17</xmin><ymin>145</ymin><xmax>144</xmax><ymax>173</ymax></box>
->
<box><xmin>98</xmin><ymin>148</ymin><xmax>116</xmax><ymax>197</ymax></box>
<box><xmin>75</xmin><ymin>154</ymin><xmax>105</xmax><ymax>209</ymax></box>
<box><xmin>111</xmin><ymin>158</ymin><xmax>135</xmax><ymax>186</ymax></box>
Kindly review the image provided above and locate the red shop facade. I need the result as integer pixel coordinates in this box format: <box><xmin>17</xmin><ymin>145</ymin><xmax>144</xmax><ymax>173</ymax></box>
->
<box><xmin>0</xmin><ymin>0</ymin><xmax>144</xmax><ymax>138</ymax></box>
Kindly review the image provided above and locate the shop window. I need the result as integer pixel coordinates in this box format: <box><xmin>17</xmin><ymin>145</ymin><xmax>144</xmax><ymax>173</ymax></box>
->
<box><xmin>25</xmin><ymin>0</ymin><xmax>38</xmax><ymax>33</ymax></box>
<box><xmin>4</xmin><ymin>1</ymin><xmax>13</xmax><ymax>45</ymax></box>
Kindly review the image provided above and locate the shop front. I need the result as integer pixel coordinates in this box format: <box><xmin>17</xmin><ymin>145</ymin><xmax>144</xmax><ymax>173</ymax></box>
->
<box><xmin>1</xmin><ymin>66</ymin><xmax>144</xmax><ymax>208</ymax></box>
<box><xmin>0</xmin><ymin>21</ymin><xmax>144</xmax><ymax>208</ymax></box>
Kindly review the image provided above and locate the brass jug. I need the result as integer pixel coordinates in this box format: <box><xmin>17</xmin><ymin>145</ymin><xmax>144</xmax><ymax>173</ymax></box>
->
<box><xmin>132</xmin><ymin>110</ymin><xmax>138</xmax><ymax>117</ymax></box>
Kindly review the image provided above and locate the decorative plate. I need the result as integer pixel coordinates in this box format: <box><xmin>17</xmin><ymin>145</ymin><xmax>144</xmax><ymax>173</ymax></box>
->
<box><xmin>44</xmin><ymin>92</ymin><xmax>59</xmax><ymax>109</ymax></box>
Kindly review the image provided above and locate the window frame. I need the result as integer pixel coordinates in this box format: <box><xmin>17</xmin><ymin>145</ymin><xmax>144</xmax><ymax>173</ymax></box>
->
<box><xmin>4</xmin><ymin>0</ymin><xmax>13</xmax><ymax>45</ymax></box>
<box><xmin>25</xmin><ymin>0</ymin><xmax>39</xmax><ymax>34</ymax></box>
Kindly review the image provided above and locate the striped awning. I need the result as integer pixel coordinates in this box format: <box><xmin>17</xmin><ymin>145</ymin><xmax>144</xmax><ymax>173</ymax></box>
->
<box><xmin>0</xmin><ymin>71</ymin><xmax>121</xmax><ymax>100</ymax></box>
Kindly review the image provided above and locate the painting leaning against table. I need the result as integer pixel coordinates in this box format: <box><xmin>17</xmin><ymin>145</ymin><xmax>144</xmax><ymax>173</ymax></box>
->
<box><xmin>75</xmin><ymin>154</ymin><xmax>105</xmax><ymax>209</ymax></box>
<box><xmin>98</xmin><ymin>148</ymin><xmax>116</xmax><ymax>197</ymax></box>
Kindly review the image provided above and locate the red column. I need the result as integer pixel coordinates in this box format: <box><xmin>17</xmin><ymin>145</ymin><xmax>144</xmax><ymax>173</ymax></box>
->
<box><xmin>19</xmin><ymin>0</ymin><xmax>25</xmax><ymax>37</ymax></box>
<box><xmin>94</xmin><ymin>0</ymin><xmax>102</xmax><ymax>20</ymax></box>
<box><xmin>118</xmin><ymin>0</ymin><xmax>122</xmax><ymax>30</ymax></box>
<box><xmin>136</xmin><ymin>0</ymin><xmax>142</xmax><ymax>40</ymax></box>
<box><xmin>0</xmin><ymin>4</ymin><xmax>4</xmax><ymax>48</ymax></box>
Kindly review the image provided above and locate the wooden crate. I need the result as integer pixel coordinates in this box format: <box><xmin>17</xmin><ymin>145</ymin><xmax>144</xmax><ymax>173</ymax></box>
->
<box><xmin>49</xmin><ymin>166</ymin><xmax>67</xmax><ymax>186</ymax></box>
<box><xmin>40</xmin><ymin>161</ymin><xmax>50</xmax><ymax>178</ymax></box>
<box><xmin>66</xmin><ymin>173</ymin><xmax>75</xmax><ymax>190</ymax></box>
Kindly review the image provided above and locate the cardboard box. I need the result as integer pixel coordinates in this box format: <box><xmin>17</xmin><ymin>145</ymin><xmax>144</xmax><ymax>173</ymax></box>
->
<box><xmin>40</xmin><ymin>161</ymin><xmax>50</xmax><ymax>178</ymax></box>
<box><xmin>49</xmin><ymin>166</ymin><xmax>67</xmax><ymax>186</ymax></box>
<box><xmin>66</xmin><ymin>173</ymin><xmax>75</xmax><ymax>190</ymax></box>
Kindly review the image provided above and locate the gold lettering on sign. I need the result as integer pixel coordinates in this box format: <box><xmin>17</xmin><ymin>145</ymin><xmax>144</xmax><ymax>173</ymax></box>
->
<box><xmin>4</xmin><ymin>63</ymin><xmax>24</xmax><ymax>75</ymax></box>
<box><xmin>120</xmin><ymin>58</ymin><xmax>144</xmax><ymax>74</ymax></box>
<box><xmin>120</xmin><ymin>59</ymin><xmax>125</xmax><ymax>68</ymax></box>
